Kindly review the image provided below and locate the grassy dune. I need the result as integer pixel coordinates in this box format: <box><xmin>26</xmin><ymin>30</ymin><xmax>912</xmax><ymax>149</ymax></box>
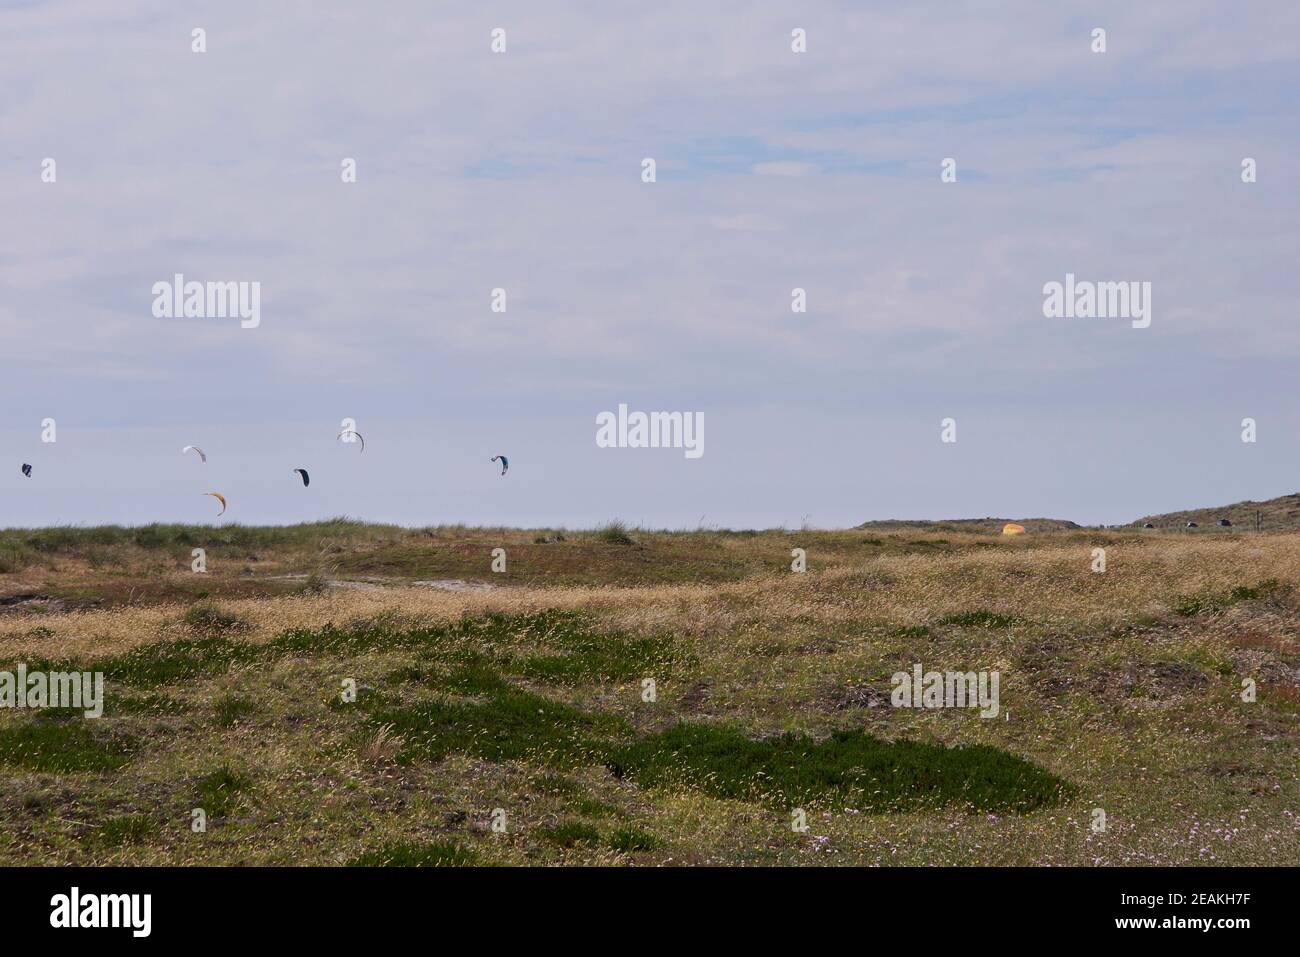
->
<box><xmin>1134</xmin><ymin>492</ymin><xmax>1300</xmax><ymax>530</ymax></box>
<box><xmin>0</xmin><ymin>522</ymin><xmax>1297</xmax><ymax>865</ymax></box>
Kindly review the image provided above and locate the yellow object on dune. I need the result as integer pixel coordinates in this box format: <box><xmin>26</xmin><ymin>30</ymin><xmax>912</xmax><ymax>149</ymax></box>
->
<box><xmin>1002</xmin><ymin>523</ymin><xmax>1026</xmax><ymax>536</ymax></box>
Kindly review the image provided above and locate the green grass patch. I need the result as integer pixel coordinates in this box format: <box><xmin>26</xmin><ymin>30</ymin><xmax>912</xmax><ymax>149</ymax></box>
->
<box><xmin>212</xmin><ymin>694</ymin><xmax>258</xmax><ymax>727</ymax></box>
<box><xmin>349</xmin><ymin>839</ymin><xmax>477</xmax><ymax>867</ymax></box>
<box><xmin>368</xmin><ymin>686</ymin><xmax>624</xmax><ymax>767</ymax></box>
<box><xmin>537</xmin><ymin>820</ymin><xmax>602</xmax><ymax>848</ymax></box>
<box><xmin>519</xmin><ymin>633</ymin><xmax>677</xmax><ymax>684</ymax></box>
<box><xmin>607</xmin><ymin>723</ymin><xmax>1073</xmax><ymax>813</ymax></box>
<box><xmin>290</xmin><ymin>610</ymin><xmax>683</xmax><ymax>687</ymax></box>
<box><xmin>572</xmin><ymin>797</ymin><xmax>621</xmax><ymax>818</ymax></box>
<box><xmin>608</xmin><ymin>826</ymin><xmax>661</xmax><ymax>853</ymax></box>
<box><xmin>0</xmin><ymin>719</ymin><xmax>134</xmax><ymax>773</ymax></box>
<box><xmin>265</xmin><ymin>611</ymin><xmax>506</xmax><ymax>658</ymax></box>
<box><xmin>196</xmin><ymin>766</ymin><xmax>253</xmax><ymax>818</ymax></box>
<box><xmin>97</xmin><ymin>636</ymin><xmax>259</xmax><ymax>687</ymax></box>
<box><xmin>95</xmin><ymin>814</ymin><xmax>159</xmax><ymax>847</ymax></box>
<box><xmin>12</xmin><ymin>610</ymin><xmax>679</xmax><ymax>695</ymax></box>
<box><xmin>442</xmin><ymin>658</ymin><xmax>514</xmax><ymax>695</ymax></box>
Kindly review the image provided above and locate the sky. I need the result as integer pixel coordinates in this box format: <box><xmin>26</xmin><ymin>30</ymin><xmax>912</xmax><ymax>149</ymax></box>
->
<box><xmin>1</xmin><ymin>0</ymin><xmax>1297</xmax><ymax>529</ymax></box>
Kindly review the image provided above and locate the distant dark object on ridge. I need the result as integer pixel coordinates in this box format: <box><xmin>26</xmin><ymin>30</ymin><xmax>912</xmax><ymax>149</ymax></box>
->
<box><xmin>1142</xmin><ymin>522</ymin><xmax>1154</xmax><ymax>528</ymax></box>
<box><xmin>1185</xmin><ymin>521</ymin><xmax>1198</xmax><ymax>528</ymax></box>
<box><xmin>1217</xmin><ymin>519</ymin><xmax>1232</xmax><ymax>526</ymax></box>
<box><xmin>1129</xmin><ymin>492</ymin><xmax>1300</xmax><ymax>531</ymax></box>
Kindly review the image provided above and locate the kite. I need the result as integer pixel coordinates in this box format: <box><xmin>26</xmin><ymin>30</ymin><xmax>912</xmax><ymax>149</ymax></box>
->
<box><xmin>182</xmin><ymin>445</ymin><xmax>207</xmax><ymax>463</ymax></box>
<box><xmin>491</xmin><ymin>454</ymin><xmax>508</xmax><ymax>476</ymax></box>
<box><xmin>21</xmin><ymin>464</ymin><xmax>31</xmax><ymax>477</ymax></box>
<box><xmin>1001</xmin><ymin>523</ymin><xmax>1026</xmax><ymax>536</ymax></box>
<box><xmin>337</xmin><ymin>430</ymin><xmax>365</xmax><ymax>452</ymax></box>
<box><xmin>204</xmin><ymin>492</ymin><xmax>227</xmax><ymax>516</ymax></box>
<box><xmin>293</xmin><ymin>468</ymin><xmax>310</xmax><ymax>487</ymax></box>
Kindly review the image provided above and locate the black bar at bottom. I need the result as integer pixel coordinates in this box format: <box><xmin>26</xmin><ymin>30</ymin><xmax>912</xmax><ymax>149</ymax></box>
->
<box><xmin>0</xmin><ymin>865</ymin><xmax>1286</xmax><ymax>943</ymax></box>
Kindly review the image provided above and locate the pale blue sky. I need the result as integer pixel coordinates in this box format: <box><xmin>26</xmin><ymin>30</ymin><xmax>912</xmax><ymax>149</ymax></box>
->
<box><xmin>1</xmin><ymin>1</ymin><xmax>1297</xmax><ymax>528</ymax></box>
